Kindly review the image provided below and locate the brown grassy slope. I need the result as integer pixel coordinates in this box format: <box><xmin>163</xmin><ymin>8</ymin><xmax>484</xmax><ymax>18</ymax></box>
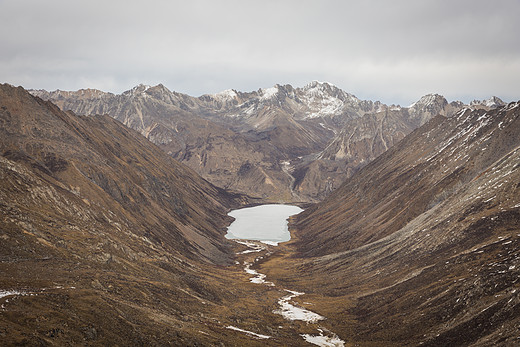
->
<box><xmin>0</xmin><ymin>84</ymin><xmax>294</xmax><ymax>346</ymax></box>
<box><xmin>0</xmin><ymin>83</ymin><xmax>248</xmax><ymax>264</ymax></box>
<box><xmin>260</xmin><ymin>103</ymin><xmax>520</xmax><ymax>346</ymax></box>
<box><xmin>295</xmin><ymin>105</ymin><xmax>520</xmax><ymax>256</ymax></box>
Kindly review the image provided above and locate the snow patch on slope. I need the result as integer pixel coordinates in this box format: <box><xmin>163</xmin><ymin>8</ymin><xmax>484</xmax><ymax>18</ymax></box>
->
<box><xmin>226</xmin><ymin>325</ymin><xmax>271</xmax><ymax>339</ymax></box>
<box><xmin>0</xmin><ymin>290</ymin><xmax>25</xmax><ymax>299</ymax></box>
<box><xmin>302</xmin><ymin>328</ymin><xmax>345</xmax><ymax>347</ymax></box>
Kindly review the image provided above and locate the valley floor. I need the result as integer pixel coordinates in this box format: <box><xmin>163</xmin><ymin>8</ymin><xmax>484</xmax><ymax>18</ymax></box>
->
<box><xmin>225</xmin><ymin>240</ymin><xmax>346</xmax><ymax>346</ymax></box>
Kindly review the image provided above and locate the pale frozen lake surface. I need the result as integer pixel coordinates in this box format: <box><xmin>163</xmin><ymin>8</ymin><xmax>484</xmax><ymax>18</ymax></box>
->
<box><xmin>225</xmin><ymin>204</ymin><xmax>303</xmax><ymax>244</ymax></box>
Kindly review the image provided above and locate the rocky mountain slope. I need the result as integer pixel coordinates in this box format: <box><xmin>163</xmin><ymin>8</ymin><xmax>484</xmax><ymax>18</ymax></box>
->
<box><xmin>260</xmin><ymin>101</ymin><xmax>520</xmax><ymax>345</ymax></box>
<box><xmin>30</xmin><ymin>84</ymin><xmax>296</xmax><ymax>201</ymax></box>
<box><xmin>292</xmin><ymin>93</ymin><xmax>474</xmax><ymax>199</ymax></box>
<box><xmin>32</xmin><ymin>82</ymin><xmax>503</xmax><ymax>202</ymax></box>
<box><xmin>0</xmin><ymin>84</ymin><xmax>281</xmax><ymax>345</ymax></box>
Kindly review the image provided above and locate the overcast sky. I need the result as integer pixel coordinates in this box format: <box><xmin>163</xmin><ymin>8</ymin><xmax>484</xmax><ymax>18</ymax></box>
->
<box><xmin>1</xmin><ymin>0</ymin><xmax>519</xmax><ymax>105</ymax></box>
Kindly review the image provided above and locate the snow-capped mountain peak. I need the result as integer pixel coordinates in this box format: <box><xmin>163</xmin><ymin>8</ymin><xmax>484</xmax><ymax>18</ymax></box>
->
<box><xmin>298</xmin><ymin>81</ymin><xmax>359</xmax><ymax>119</ymax></box>
<box><xmin>123</xmin><ymin>84</ymin><xmax>152</xmax><ymax>96</ymax></box>
<box><xmin>212</xmin><ymin>89</ymin><xmax>238</xmax><ymax>101</ymax></box>
<box><xmin>470</xmin><ymin>96</ymin><xmax>506</xmax><ymax>108</ymax></box>
<box><xmin>408</xmin><ymin>93</ymin><xmax>447</xmax><ymax>109</ymax></box>
<box><xmin>303</xmin><ymin>80</ymin><xmax>336</xmax><ymax>90</ymax></box>
<box><xmin>260</xmin><ymin>85</ymin><xmax>279</xmax><ymax>101</ymax></box>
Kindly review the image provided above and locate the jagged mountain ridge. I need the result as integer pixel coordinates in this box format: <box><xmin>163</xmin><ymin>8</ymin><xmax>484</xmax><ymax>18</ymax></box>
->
<box><xmin>263</xmin><ymin>101</ymin><xmax>520</xmax><ymax>345</ymax></box>
<box><xmin>292</xmin><ymin>93</ymin><xmax>475</xmax><ymax>199</ymax></box>
<box><xmin>31</xmin><ymin>84</ymin><xmax>299</xmax><ymax>201</ymax></box>
<box><xmin>201</xmin><ymin>81</ymin><xmax>383</xmax><ymax>125</ymax></box>
<box><xmin>31</xmin><ymin>83</ymin><xmax>505</xmax><ymax>201</ymax></box>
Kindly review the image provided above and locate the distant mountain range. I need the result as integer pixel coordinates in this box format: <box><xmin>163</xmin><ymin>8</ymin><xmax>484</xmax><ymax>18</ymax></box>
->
<box><xmin>30</xmin><ymin>82</ymin><xmax>505</xmax><ymax>201</ymax></box>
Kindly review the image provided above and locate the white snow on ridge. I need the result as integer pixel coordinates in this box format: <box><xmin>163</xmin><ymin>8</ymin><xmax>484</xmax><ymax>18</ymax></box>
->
<box><xmin>470</xmin><ymin>97</ymin><xmax>505</xmax><ymax>108</ymax></box>
<box><xmin>212</xmin><ymin>89</ymin><xmax>237</xmax><ymax>101</ymax></box>
<box><xmin>299</xmin><ymin>81</ymin><xmax>365</xmax><ymax>119</ymax></box>
<box><xmin>485</xmin><ymin>98</ymin><xmax>498</xmax><ymax>107</ymax></box>
<box><xmin>304</xmin><ymin>96</ymin><xmax>345</xmax><ymax>119</ymax></box>
<box><xmin>119</xmin><ymin>84</ymin><xmax>155</xmax><ymax>99</ymax></box>
<box><xmin>260</xmin><ymin>86</ymin><xmax>279</xmax><ymax>100</ymax></box>
<box><xmin>303</xmin><ymin>80</ymin><xmax>337</xmax><ymax>90</ymax></box>
<box><xmin>303</xmin><ymin>91</ymin><xmax>346</xmax><ymax>119</ymax></box>
<box><xmin>408</xmin><ymin>94</ymin><xmax>442</xmax><ymax>109</ymax></box>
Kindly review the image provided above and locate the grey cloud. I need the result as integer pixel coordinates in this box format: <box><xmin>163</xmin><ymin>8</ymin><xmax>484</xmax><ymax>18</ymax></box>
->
<box><xmin>1</xmin><ymin>0</ymin><xmax>519</xmax><ymax>105</ymax></box>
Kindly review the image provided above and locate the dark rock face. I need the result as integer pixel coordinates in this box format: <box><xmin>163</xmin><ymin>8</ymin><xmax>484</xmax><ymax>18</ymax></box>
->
<box><xmin>285</xmin><ymin>102</ymin><xmax>520</xmax><ymax>345</ymax></box>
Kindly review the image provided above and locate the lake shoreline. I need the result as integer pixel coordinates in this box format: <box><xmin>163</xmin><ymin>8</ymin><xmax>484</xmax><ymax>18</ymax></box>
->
<box><xmin>225</xmin><ymin>204</ymin><xmax>304</xmax><ymax>245</ymax></box>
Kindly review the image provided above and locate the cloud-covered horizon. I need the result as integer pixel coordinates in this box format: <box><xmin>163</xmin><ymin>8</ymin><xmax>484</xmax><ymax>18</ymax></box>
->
<box><xmin>1</xmin><ymin>0</ymin><xmax>519</xmax><ymax>105</ymax></box>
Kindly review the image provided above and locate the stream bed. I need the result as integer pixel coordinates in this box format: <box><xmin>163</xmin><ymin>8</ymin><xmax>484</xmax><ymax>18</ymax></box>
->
<box><xmin>226</xmin><ymin>204</ymin><xmax>345</xmax><ymax>347</ymax></box>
